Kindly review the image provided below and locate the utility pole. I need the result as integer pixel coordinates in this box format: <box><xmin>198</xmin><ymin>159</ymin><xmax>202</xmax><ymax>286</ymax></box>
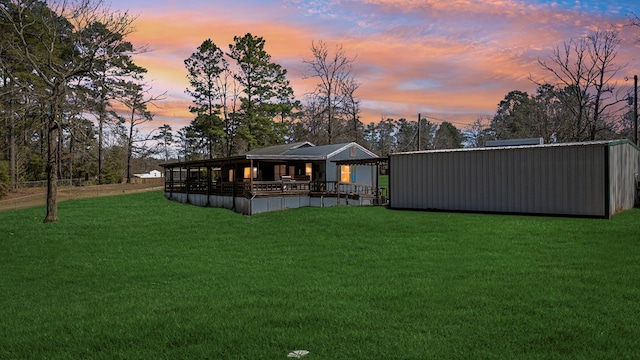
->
<box><xmin>417</xmin><ymin>113</ymin><xmax>421</xmax><ymax>151</ymax></box>
<box><xmin>634</xmin><ymin>75</ymin><xmax>638</xmax><ymax>146</ymax></box>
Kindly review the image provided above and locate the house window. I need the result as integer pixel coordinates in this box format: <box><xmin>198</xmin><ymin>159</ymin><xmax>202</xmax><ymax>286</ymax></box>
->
<box><xmin>340</xmin><ymin>165</ymin><xmax>351</xmax><ymax>183</ymax></box>
<box><xmin>305</xmin><ymin>163</ymin><xmax>312</xmax><ymax>179</ymax></box>
<box><xmin>274</xmin><ymin>164</ymin><xmax>286</xmax><ymax>180</ymax></box>
<box><xmin>228</xmin><ymin>169</ymin><xmax>234</xmax><ymax>182</ymax></box>
<box><xmin>243</xmin><ymin>167</ymin><xmax>257</xmax><ymax>180</ymax></box>
<box><xmin>350</xmin><ymin>146</ymin><xmax>357</xmax><ymax>157</ymax></box>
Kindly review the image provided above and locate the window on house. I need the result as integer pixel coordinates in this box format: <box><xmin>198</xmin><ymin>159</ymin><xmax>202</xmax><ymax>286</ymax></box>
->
<box><xmin>274</xmin><ymin>164</ymin><xmax>286</xmax><ymax>180</ymax></box>
<box><xmin>243</xmin><ymin>167</ymin><xmax>257</xmax><ymax>180</ymax></box>
<box><xmin>340</xmin><ymin>165</ymin><xmax>351</xmax><ymax>183</ymax></box>
<box><xmin>305</xmin><ymin>163</ymin><xmax>312</xmax><ymax>179</ymax></box>
<box><xmin>350</xmin><ymin>146</ymin><xmax>357</xmax><ymax>157</ymax></box>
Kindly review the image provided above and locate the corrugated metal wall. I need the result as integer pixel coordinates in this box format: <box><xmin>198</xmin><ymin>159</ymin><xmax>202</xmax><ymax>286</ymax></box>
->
<box><xmin>388</xmin><ymin>142</ymin><xmax>636</xmax><ymax>217</ymax></box>
<box><xmin>608</xmin><ymin>142</ymin><xmax>640</xmax><ymax>215</ymax></box>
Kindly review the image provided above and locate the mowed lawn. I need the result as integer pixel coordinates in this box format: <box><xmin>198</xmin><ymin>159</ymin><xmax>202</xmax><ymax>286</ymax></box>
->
<box><xmin>1</xmin><ymin>192</ymin><xmax>639</xmax><ymax>359</ymax></box>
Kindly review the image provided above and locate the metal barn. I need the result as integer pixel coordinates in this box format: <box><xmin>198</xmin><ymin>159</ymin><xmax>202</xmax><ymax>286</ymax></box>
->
<box><xmin>388</xmin><ymin>140</ymin><xmax>640</xmax><ymax>218</ymax></box>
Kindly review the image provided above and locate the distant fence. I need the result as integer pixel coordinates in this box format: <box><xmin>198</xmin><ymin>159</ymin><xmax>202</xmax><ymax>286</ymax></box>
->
<box><xmin>0</xmin><ymin>182</ymin><xmax>163</xmax><ymax>213</ymax></box>
<box><xmin>20</xmin><ymin>177</ymin><xmax>163</xmax><ymax>188</ymax></box>
<box><xmin>21</xmin><ymin>178</ymin><xmax>87</xmax><ymax>188</ymax></box>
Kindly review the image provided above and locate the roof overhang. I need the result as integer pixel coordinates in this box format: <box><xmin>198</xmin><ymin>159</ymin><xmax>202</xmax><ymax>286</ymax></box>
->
<box><xmin>332</xmin><ymin>157</ymin><xmax>388</xmax><ymax>166</ymax></box>
<box><xmin>161</xmin><ymin>154</ymin><xmax>329</xmax><ymax>168</ymax></box>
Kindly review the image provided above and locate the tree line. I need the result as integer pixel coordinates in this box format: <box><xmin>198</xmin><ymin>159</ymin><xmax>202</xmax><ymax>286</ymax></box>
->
<box><xmin>1</xmin><ymin>1</ymin><xmax>639</xmax><ymax>222</ymax></box>
<box><xmin>0</xmin><ymin>0</ymin><xmax>164</xmax><ymax>221</ymax></box>
<box><xmin>177</xmin><ymin>39</ymin><xmax>362</xmax><ymax>160</ymax></box>
<box><xmin>361</xmin><ymin>27</ymin><xmax>639</xmax><ymax>154</ymax></box>
<box><xmin>176</xmin><ymin>26</ymin><xmax>638</xmax><ymax>161</ymax></box>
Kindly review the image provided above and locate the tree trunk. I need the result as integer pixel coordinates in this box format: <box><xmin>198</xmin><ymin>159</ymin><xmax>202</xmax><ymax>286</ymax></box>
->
<box><xmin>126</xmin><ymin>107</ymin><xmax>134</xmax><ymax>184</ymax></box>
<box><xmin>44</xmin><ymin>117</ymin><xmax>59</xmax><ymax>223</ymax></box>
<box><xmin>98</xmin><ymin>107</ymin><xmax>104</xmax><ymax>184</ymax></box>
<box><xmin>9</xmin><ymin>103</ymin><xmax>17</xmax><ymax>192</ymax></box>
<box><xmin>98</xmin><ymin>78</ymin><xmax>106</xmax><ymax>184</ymax></box>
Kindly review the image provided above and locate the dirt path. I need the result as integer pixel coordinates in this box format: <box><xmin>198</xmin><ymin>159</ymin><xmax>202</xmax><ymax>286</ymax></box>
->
<box><xmin>0</xmin><ymin>183</ymin><xmax>163</xmax><ymax>213</ymax></box>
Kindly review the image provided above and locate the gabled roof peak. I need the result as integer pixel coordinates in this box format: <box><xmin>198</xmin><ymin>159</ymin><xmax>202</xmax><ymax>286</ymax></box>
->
<box><xmin>245</xmin><ymin>141</ymin><xmax>314</xmax><ymax>156</ymax></box>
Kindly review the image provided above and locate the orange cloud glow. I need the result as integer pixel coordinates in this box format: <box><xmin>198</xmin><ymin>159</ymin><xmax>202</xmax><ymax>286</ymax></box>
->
<box><xmin>108</xmin><ymin>0</ymin><xmax>640</xmax><ymax>134</ymax></box>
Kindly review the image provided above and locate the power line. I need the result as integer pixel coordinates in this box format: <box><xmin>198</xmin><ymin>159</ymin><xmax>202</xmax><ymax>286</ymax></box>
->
<box><xmin>419</xmin><ymin>113</ymin><xmax>480</xmax><ymax>128</ymax></box>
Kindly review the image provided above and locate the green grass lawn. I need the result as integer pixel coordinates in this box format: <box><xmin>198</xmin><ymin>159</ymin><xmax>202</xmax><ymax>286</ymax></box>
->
<box><xmin>1</xmin><ymin>191</ymin><xmax>639</xmax><ymax>359</ymax></box>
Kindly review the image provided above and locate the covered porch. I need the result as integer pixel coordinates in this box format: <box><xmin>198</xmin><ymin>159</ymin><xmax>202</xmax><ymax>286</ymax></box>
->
<box><xmin>161</xmin><ymin>156</ymin><xmax>388</xmax><ymax>214</ymax></box>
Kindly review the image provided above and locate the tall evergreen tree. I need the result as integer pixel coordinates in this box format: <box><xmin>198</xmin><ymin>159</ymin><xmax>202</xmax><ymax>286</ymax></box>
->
<box><xmin>228</xmin><ymin>33</ymin><xmax>294</xmax><ymax>151</ymax></box>
<box><xmin>0</xmin><ymin>0</ymin><xmax>135</xmax><ymax>222</ymax></box>
<box><xmin>490</xmin><ymin>90</ymin><xmax>535</xmax><ymax>140</ymax></box>
<box><xmin>153</xmin><ymin>124</ymin><xmax>173</xmax><ymax>161</ymax></box>
<box><xmin>82</xmin><ymin>20</ymin><xmax>144</xmax><ymax>184</ymax></box>
<box><xmin>433</xmin><ymin>122</ymin><xmax>463</xmax><ymax>149</ymax></box>
<box><xmin>119</xmin><ymin>80</ymin><xmax>165</xmax><ymax>183</ymax></box>
<box><xmin>184</xmin><ymin>39</ymin><xmax>226</xmax><ymax>159</ymax></box>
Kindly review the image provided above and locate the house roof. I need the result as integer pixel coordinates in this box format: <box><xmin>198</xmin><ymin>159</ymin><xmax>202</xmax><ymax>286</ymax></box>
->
<box><xmin>245</xmin><ymin>141</ymin><xmax>314</xmax><ymax>156</ymax></box>
<box><xmin>161</xmin><ymin>142</ymin><xmax>378</xmax><ymax>168</ymax></box>
<box><xmin>245</xmin><ymin>142</ymin><xmax>378</xmax><ymax>161</ymax></box>
<box><xmin>288</xmin><ymin>143</ymin><xmax>374</xmax><ymax>157</ymax></box>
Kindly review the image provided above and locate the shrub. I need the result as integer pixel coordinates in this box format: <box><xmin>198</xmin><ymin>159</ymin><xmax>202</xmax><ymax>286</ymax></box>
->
<box><xmin>101</xmin><ymin>166</ymin><xmax>124</xmax><ymax>184</ymax></box>
<box><xmin>25</xmin><ymin>153</ymin><xmax>46</xmax><ymax>181</ymax></box>
<box><xmin>0</xmin><ymin>160</ymin><xmax>9</xmax><ymax>200</ymax></box>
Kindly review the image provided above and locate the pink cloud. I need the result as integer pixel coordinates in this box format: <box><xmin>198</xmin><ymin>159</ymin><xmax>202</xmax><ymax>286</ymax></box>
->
<box><xmin>111</xmin><ymin>0</ymin><xmax>639</xmax><ymax>134</ymax></box>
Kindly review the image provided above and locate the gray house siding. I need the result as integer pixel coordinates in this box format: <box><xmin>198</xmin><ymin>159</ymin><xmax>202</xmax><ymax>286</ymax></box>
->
<box><xmin>389</xmin><ymin>141</ymin><xmax>639</xmax><ymax>218</ymax></box>
<box><xmin>325</xmin><ymin>144</ymin><xmax>377</xmax><ymax>184</ymax></box>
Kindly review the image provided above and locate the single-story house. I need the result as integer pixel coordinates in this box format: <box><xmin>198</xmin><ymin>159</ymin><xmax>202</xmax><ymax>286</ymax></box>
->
<box><xmin>161</xmin><ymin>142</ymin><xmax>385</xmax><ymax>215</ymax></box>
<box><xmin>133</xmin><ymin>169</ymin><xmax>163</xmax><ymax>178</ymax></box>
<box><xmin>388</xmin><ymin>140</ymin><xmax>640</xmax><ymax>218</ymax></box>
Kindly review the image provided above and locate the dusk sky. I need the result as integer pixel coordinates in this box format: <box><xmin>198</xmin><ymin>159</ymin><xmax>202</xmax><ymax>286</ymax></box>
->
<box><xmin>108</xmin><ymin>0</ymin><xmax>640</xmax><ymax>131</ymax></box>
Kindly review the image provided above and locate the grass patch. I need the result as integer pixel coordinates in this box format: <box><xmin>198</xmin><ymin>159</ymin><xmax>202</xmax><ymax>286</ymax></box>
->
<box><xmin>1</xmin><ymin>192</ymin><xmax>639</xmax><ymax>359</ymax></box>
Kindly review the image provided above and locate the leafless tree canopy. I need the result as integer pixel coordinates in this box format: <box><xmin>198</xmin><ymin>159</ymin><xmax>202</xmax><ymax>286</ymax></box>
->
<box><xmin>534</xmin><ymin>29</ymin><xmax>625</xmax><ymax>141</ymax></box>
<box><xmin>303</xmin><ymin>41</ymin><xmax>361</xmax><ymax>144</ymax></box>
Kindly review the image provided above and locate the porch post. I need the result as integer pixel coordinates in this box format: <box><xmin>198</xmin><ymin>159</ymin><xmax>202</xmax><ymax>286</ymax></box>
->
<box><xmin>185</xmin><ymin>166</ymin><xmax>190</xmax><ymax>204</ymax></box>
<box><xmin>370</xmin><ymin>163</ymin><xmax>374</xmax><ymax>199</ymax></box>
<box><xmin>336</xmin><ymin>162</ymin><xmax>340</xmax><ymax>206</ymax></box>
<box><xmin>231</xmin><ymin>162</ymin><xmax>237</xmax><ymax>211</ymax></box>
<box><xmin>206</xmin><ymin>165</ymin><xmax>211</xmax><ymax>207</ymax></box>
<box><xmin>168</xmin><ymin>167</ymin><xmax>173</xmax><ymax>199</ymax></box>
<box><xmin>250</xmin><ymin>159</ymin><xmax>254</xmax><ymax>192</ymax></box>
<box><xmin>375</xmin><ymin>162</ymin><xmax>380</xmax><ymax>205</ymax></box>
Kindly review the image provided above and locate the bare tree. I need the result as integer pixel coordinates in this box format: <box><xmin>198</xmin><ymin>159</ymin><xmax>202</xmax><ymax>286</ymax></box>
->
<box><xmin>630</xmin><ymin>12</ymin><xmax>640</xmax><ymax>33</ymax></box>
<box><xmin>341</xmin><ymin>78</ymin><xmax>362</xmax><ymax>143</ymax></box>
<box><xmin>534</xmin><ymin>29</ymin><xmax>625</xmax><ymax>141</ymax></box>
<box><xmin>304</xmin><ymin>41</ymin><xmax>357</xmax><ymax>144</ymax></box>
<box><xmin>464</xmin><ymin>117</ymin><xmax>492</xmax><ymax>148</ymax></box>
<box><xmin>292</xmin><ymin>92</ymin><xmax>326</xmax><ymax>144</ymax></box>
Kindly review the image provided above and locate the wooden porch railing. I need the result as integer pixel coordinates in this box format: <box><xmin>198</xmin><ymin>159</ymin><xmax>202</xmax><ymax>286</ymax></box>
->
<box><xmin>165</xmin><ymin>179</ymin><xmax>387</xmax><ymax>203</ymax></box>
<box><xmin>250</xmin><ymin>180</ymin><xmax>311</xmax><ymax>194</ymax></box>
